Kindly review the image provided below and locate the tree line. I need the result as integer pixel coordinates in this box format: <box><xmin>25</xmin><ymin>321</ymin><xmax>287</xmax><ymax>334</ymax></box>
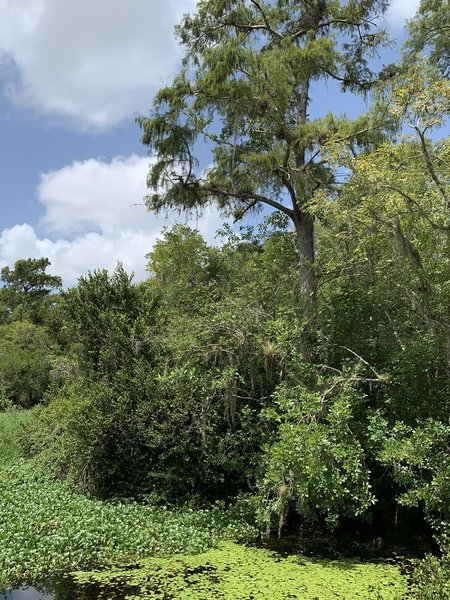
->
<box><xmin>1</xmin><ymin>0</ymin><xmax>449</xmax><ymax>580</ymax></box>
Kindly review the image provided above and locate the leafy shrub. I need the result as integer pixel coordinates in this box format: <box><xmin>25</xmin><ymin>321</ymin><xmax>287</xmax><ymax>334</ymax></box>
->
<box><xmin>262</xmin><ymin>385</ymin><xmax>374</xmax><ymax>529</ymax></box>
<box><xmin>379</xmin><ymin>419</ymin><xmax>450</xmax><ymax>532</ymax></box>
<box><xmin>412</xmin><ymin>552</ymin><xmax>450</xmax><ymax>599</ymax></box>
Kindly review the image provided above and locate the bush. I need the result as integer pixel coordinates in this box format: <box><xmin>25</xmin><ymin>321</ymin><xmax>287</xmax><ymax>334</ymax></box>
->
<box><xmin>412</xmin><ymin>552</ymin><xmax>450</xmax><ymax>599</ymax></box>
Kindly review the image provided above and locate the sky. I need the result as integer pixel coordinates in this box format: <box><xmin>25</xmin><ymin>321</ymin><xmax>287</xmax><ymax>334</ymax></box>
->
<box><xmin>0</xmin><ymin>0</ymin><xmax>424</xmax><ymax>287</ymax></box>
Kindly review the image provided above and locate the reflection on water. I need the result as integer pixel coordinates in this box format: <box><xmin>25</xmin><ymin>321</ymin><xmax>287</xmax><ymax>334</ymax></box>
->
<box><xmin>5</xmin><ymin>577</ymin><xmax>139</xmax><ymax>600</ymax></box>
<box><xmin>5</xmin><ymin>586</ymin><xmax>52</xmax><ymax>600</ymax></box>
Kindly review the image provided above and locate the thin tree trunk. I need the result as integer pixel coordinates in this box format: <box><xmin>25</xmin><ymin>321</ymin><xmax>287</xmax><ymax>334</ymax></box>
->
<box><xmin>446</xmin><ymin>229</ymin><xmax>450</xmax><ymax>374</ymax></box>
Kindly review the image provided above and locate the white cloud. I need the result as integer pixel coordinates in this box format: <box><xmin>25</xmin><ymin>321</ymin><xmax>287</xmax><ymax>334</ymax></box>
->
<box><xmin>0</xmin><ymin>0</ymin><xmax>425</xmax><ymax>126</ymax></box>
<box><xmin>0</xmin><ymin>0</ymin><xmax>196</xmax><ymax>128</ymax></box>
<box><xmin>386</xmin><ymin>0</ymin><xmax>420</xmax><ymax>29</ymax></box>
<box><xmin>0</xmin><ymin>155</ymin><xmax>228</xmax><ymax>287</ymax></box>
<box><xmin>38</xmin><ymin>155</ymin><xmax>152</xmax><ymax>235</ymax></box>
<box><xmin>0</xmin><ymin>224</ymin><xmax>156</xmax><ymax>285</ymax></box>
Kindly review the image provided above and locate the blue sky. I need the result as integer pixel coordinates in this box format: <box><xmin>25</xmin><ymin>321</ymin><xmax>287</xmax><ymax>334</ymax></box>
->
<box><xmin>0</xmin><ymin>0</ymin><xmax>426</xmax><ymax>286</ymax></box>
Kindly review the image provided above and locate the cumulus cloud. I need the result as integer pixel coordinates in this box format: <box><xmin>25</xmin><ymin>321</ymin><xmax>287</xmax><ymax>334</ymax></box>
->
<box><xmin>0</xmin><ymin>223</ymin><xmax>157</xmax><ymax>285</ymax></box>
<box><xmin>385</xmin><ymin>0</ymin><xmax>420</xmax><ymax>29</ymax></box>
<box><xmin>0</xmin><ymin>0</ymin><xmax>196</xmax><ymax>128</ymax></box>
<box><xmin>0</xmin><ymin>155</ymin><xmax>228</xmax><ymax>287</ymax></box>
<box><xmin>38</xmin><ymin>155</ymin><xmax>152</xmax><ymax>235</ymax></box>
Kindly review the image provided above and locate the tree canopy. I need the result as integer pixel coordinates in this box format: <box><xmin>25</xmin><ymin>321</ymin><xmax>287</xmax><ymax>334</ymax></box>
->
<box><xmin>138</xmin><ymin>0</ymin><xmax>390</xmax><ymax>302</ymax></box>
<box><xmin>0</xmin><ymin>258</ymin><xmax>62</xmax><ymax>325</ymax></box>
<box><xmin>3</xmin><ymin>3</ymin><xmax>450</xmax><ymax>595</ymax></box>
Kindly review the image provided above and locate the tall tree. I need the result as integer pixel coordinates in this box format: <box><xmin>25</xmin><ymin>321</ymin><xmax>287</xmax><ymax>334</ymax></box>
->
<box><xmin>0</xmin><ymin>321</ymin><xmax>55</xmax><ymax>408</ymax></box>
<box><xmin>0</xmin><ymin>258</ymin><xmax>62</xmax><ymax>324</ymax></box>
<box><xmin>139</xmin><ymin>0</ymin><xmax>389</xmax><ymax>305</ymax></box>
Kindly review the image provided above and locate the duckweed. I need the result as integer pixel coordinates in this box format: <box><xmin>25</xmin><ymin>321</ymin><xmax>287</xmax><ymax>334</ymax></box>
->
<box><xmin>73</xmin><ymin>542</ymin><xmax>410</xmax><ymax>599</ymax></box>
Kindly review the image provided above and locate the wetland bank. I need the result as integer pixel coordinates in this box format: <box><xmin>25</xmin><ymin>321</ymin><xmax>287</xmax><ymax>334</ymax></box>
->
<box><xmin>0</xmin><ymin>412</ymin><xmax>417</xmax><ymax>599</ymax></box>
<box><xmin>1</xmin><ymin>1</ymin><xmax>450</xmax><ymax>596</ymax></box>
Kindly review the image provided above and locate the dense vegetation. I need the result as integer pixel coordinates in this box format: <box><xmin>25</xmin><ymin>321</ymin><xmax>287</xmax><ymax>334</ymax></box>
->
<box><xmin>0</xmin><ymin>411</ymin><xmax>259</xmax><ymax>590</ymax></box>
<box><xmin>1</xmin><ymin>0</ymin><xmax>449</xmax><ymax>597</ymax></box>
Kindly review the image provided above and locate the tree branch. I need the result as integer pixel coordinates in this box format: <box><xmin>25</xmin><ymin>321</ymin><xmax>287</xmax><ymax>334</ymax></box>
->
<box><xmin>388</xmin><ymin>185</ymin><xmax>450</xmax><ymax>232</ymax></box>
<box><xmin>233</xmin><ymin>199</ymin><xmax>258</xmax><ymax>222</ymax></box>
<box><xmin>249</xmin><ymin>0</ymin><xmax>283</xmax><ymax>39</ymax></box>
<box><xmin>207</xmin><ymin>185</ymin><xmax>294</xmax><ymax>219</ymax></box>
<box><xmin>416</xmin><ymin>127</ymin><xmax>450</xmax><ymax>211</ymax></box>
<box><xmin>334</xmin><ymin>344</ymin><xmax>383</xmax><ymax>379</ymax></box>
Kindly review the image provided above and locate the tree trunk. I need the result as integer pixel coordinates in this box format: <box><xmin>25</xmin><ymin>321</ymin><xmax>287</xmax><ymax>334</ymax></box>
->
<box><xmin>446</xmin><ymin>229</ymin><xmax>450</xmax><ymax>374</ymax></box>
<box><xmin>292</xmin><ymin>75</ymin><xmax>316</xmax><ymax>306</ymax></box>
<box><xmin>294</xmin><ymin>209</ymin><xmax>316</xmax><ymax>305</ymax></box>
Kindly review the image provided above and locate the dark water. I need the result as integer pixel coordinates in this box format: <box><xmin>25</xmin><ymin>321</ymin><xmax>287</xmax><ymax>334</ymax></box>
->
<box><xmin>5</xmin><ymin>587</ymin><xmax>51</xmax><ymax>600</ymax></box>
<box><xmin>262</xmin><ymin>529</ymin><xmax>433</xmax><ymax>561</ymax></box>
<box><xmin>4</xmin><ymin>577</ymin><xmax>138</xmax><ymax>600</ymax></box>
<box><xmin>4</xmin><ymin>529</ymin><xmax>433</xmax><ymax>600</ymax></box>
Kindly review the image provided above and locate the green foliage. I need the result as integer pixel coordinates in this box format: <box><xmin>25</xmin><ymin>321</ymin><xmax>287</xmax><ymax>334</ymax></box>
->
<box><xmin>0</xmin><ymin>394</ymin><xmax>13</xmax><ymax>412</ymax></box>
<box><xmin>263</xmin><ymin>385</ymin><xmax>374</xmax><ymax>529</ymax></box>
<box><xmin>379</xmin><ymin>420</ymin><xmax>450</xmax><ymax>534</ymax></box>
<box><xmin>309</xmin><ymin>61</ymin><xmax>450</xmax><ymax>600</ymax></box>
<box><xmin>62</xmin><ymin>264</ymin><xmax>154</xmax><ymax>377</ymax></box>
<box><xmin>25</xmin><ymin>366</ymin><xmax>161</xmax><ymax>499</ymax></box>
<box><xmin>412</xmin><ymin>551</ymin><xmax>450</xmax><ymax>599</ymax></box>
<box><xmin>72</xmin><ymin>541</ymin><xmax>409</xmax><ymax>600</ymax></box>
<box><xmin>0</xmin><ymin>464</ymin><xmax>258</xmax><ymax>590</ymax></box>
<box><xmin>1</xmin><ymin>257</ymin><xmax>61</xmax><ymax>293</ymax></box>
<box><xmin>0</xmin><ymin>321</ymin><xmax>56</xmax><ymax>407</ymax></box>
<box><xmin>0</xmin><ymin>409</ymin><xmax>34</xmax><ymax>464</ymax></box>
<box><xmin>0</xmin><ymin>257</ymin><xmax>62</xmax><ymax>325</ymax></box>
<box><xmin>25</xmin><ymin>224</ymin><xmax>292</xmax><ymax>502</ymax></box>
<box><xmin>33</xmin><ymin>266</ymin><xmax>161</xmax><ymax>496</ymax></box>
<box><xmin>406</xmin><ymin>0</ymin><xmax>450</xmax><ymax>77</ymax></box>
<box><xmin>147</xmin><ymin>224</ymin><xmax>223</xmax><ymax>313</ymax></box>
<box><xmin>145</xmin><ymin>222</ymin><xmax>300</xmax><ymax>500</ymax></box>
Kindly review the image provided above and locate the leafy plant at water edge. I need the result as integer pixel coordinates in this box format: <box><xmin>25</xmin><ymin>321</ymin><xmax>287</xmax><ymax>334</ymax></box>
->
<box><xmin>0</xmin><ymin>464</ymin><xmax>259</xmax><ymax>591</ymax></box>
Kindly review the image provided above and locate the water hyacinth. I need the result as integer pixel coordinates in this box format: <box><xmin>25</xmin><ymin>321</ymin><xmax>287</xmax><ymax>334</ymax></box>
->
<box><xmin>0</xmin><ymin>463</ymin><xmax>258</xmax><ymax>590</ymax></box>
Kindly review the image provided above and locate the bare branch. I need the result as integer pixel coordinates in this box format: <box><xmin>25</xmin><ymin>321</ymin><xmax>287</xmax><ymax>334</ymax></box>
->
<box><xmin>334</xmin><ymin>344</ymin><xmax>383</xmax><ymax>379</ymax></box>
<box><xmin>207</xmin><ymin>185</ymin><xmax>294</xmax><ymax>219</ymax></box>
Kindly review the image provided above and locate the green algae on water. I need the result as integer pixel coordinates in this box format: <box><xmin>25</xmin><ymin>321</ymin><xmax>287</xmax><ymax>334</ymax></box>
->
<box><xmin>73</xmin><ymin>541</ymin><xmax>410</xmax><ymax>599</ymax></box>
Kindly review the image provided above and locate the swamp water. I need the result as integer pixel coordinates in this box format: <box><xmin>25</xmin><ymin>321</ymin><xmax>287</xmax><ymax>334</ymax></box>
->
<box><xmin>4</xmin><ymin>540</ymin><xmax>414</xmax><ymax>599</ymax></box>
